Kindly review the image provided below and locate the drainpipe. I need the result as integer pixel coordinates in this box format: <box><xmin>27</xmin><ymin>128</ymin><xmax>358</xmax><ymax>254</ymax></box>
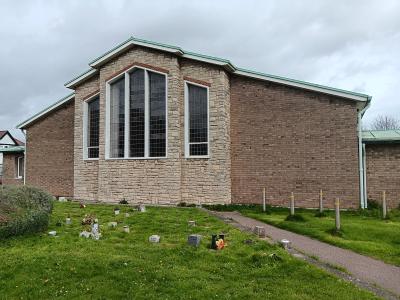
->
<box><xmin>20</xmin><ymin>129</ymin><xmax>26</xmax><ymax>185</ymax></box>
<box><xmin>363</xmin><ymin>143</ymin><xmax>367</xmax><ymax>208</ymax></box>
<box><xmin>358</xmin><ymin>98</ymin><xmax>371</xmax><ymax>209</ymax></box>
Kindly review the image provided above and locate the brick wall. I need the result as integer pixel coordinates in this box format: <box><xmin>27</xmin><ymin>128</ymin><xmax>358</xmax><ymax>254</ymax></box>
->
<box><xmin>1</xmin><ymin>153</ymin><xmax>23</xmax><ymax>185</ymax></box>
<box><xmin>230</xmin><ymin>76</ymin><xmax>360</xmax><ymax>209</ymax></box>
<box><xmin>366</xmin><ymin>144</ymin><xmax>400</xmax><ymax>208</ymax></box>
<box><xmin>25</xmin><ymin>101</ymin><xmax>74</xmax><ymax>197</ymax></box>
<box><xmin>73</xmin><ymin>46</ymin><xmax>231</xmax><ymax>204</ymax></box>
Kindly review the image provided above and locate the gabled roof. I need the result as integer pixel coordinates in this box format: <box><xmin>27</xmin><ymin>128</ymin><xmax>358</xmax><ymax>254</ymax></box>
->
<box><xmin>0</xmin><ymin>130</ymin><xmax>24</xmax><ymax>146</ymax></box>
<box><xmin>17</xmin><ymin>93</ymin><xmax>75</xmax><ymax>129</ymax></box>
<box><xmin>64</xmin><ymin>36</ymin><xmax>371</xmax><ymax>103</ymax></box>
<box><xmin>362</xmin><ymin>130</ymin><xmax>400</xmax><ymax>144</ymax></box>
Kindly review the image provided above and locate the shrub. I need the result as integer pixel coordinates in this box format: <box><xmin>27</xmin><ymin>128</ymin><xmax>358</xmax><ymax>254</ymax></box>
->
<box><xmin>0</xmin><ymin>185</ymin><xmax>53</xmax><ymax>239</ymax></box>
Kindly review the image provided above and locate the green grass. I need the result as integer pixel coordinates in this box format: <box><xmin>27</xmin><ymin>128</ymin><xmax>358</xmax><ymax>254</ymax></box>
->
<box><xmin>0</xmin><ymin>202</ymin><xmax>379</xmax><ymax>299</ymax></box>
<box><xmin>208</xmin><ymin>204</ymin><xmax>400</xmax><ymax>266</ymax></box>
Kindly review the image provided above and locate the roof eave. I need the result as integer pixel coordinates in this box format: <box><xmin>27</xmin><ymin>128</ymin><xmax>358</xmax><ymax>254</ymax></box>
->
<box><xmin>64</xmin><ymin>69</ymin><xmax>98</xmax><ymax>89</ymax></box>
<box><xmin>17</xmin><ymin>93</ymin><xmax>75</xmax><ymax>129</ymax></box>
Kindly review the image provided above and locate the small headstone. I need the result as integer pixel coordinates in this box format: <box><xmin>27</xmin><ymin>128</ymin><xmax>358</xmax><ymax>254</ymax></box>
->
<box><xmin>123</xmin><ymin>226</ymin><xmax>130</xmax><ymax>233</ymax></box>
<box><xmin>114</xmin><ymin>208</ymin><xmax>120</xmax><ymax>215</ymax></box>
<box><xmin>125</xmin><ymin>213</ymin><xmax>130</xmax><ymax>217</ymax></box>
<box><xmin>187</xmin><ymin>234</ymin><xmax>201</xmax><ymax>247</ymax></box>
<box><xmin>48</xmin><ymin>231</ymin><xmax>57</xmax><ymax>236</ymax></box>
<box><xmin>138</xmin><ymin>204</ymin><xmax>146</xmax><ymax>212</ymax></box>
<box><xmin>108</xmin><ymin>222</ymin><xmax>118</xmax><ymax>228</ymax></box>
<box><xmin>188</xmin><ymin>220</ymin><xmax>196</xmax><ymax>227</ymax></box>
<box><xmin>280</xmin><ymin>239</ymin><xmax>291</xmax><ymax>250</ymax></box>
<box><xmin>58</xmin><ymin>197</ymin><xmax>67</xmax><ymax>202</ymax></box>
<box><xmin>149</xmin><ymin>235</ymin><xmax>160</xmax><ymax>243</ymax></box>
<box><xmin>79</xmin><ymin>231</ymin><xmax>92</xmax><ymax>238</ymax></box>
<box><xmin>66</xmin><ymin>217</ymin><xmax>71</xmax><ymax>225</ymax></box>
<box><xmin>253</xmin><ymin>226</ymin><xmax>266</xmax><ymax>238</ymax></box>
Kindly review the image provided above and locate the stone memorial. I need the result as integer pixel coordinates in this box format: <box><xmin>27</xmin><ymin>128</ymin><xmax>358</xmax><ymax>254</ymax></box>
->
<box><xmin>48</xmin><ymin>231</ymin><xmax>57</xmax><ymax>236</ymax></box>
<box><xmin>187</xmin><ymin>234</ymin><xmax>201</xmax><ymax>247</ymax></box>
<box><xmin>188</xmin><ymin>220</ymin><xmax>196</xmax><ymax>227</ymax></box>
<box><xmin>108</xmin><ymin>222</ymin><xmax>118</xmax><ymax>228</ymax></box>
<box><xmin>253</xmin><ymin>226</ymin><xmax>266</xmax><ymax>238</ymax></box>
<box><xmin>149</xmin><ymin>235</ymin><xmax>160</xmax><ymax>243</ymax></box>
<box><xmin>280</xmin><ymin>239</ymin><xmax>291</xmax><ymax>250</ymax></box>
<box><xmin>138</xmin><ymin>204</ymin><xmax>146</xmax><ymax>212</ymax></box>
<box><xmin>123</xmin><ymin>226</ymin><xmax>130</xmax><ymax>233</ymax></box>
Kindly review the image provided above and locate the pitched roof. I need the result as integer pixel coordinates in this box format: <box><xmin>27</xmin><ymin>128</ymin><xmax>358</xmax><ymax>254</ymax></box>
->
<box><xmin>0</xmin><ymin>130</ymin><xmax>24</xmax><ymax>146</ymax></box>
<box><xmin>17</xmin><ymin>93</ymin><xmax>75</xmax><ymax>129</ymax></box>
<box><xmin>362</xmin><ymin>130</ymin><xmax>400</xmax><ymax>144</ymax></box>
<box><xmin>65</xmin><ymin>36</ymin><xmax>372</xmax><ymax>103</ymax></box>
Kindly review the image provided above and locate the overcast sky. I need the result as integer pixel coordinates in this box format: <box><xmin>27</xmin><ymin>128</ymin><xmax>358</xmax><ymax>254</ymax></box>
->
<box><xmin>1</xmin><ymin>0</ymin><xmax>399</xmax><ymax>140</ymax></box>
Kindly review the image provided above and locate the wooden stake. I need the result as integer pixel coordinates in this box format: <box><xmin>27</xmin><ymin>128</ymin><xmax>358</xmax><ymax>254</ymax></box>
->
<box><xmin>335</xmin><ymin>198</ymin><xmax>341</xmax><ymax>231</ymax></box>
<box><xmin>319</xmin><ymin>189</ymin><xmax>323</xmax><ymax>213</ymax></box>
<box><xmin>290</xmin><ymin>192</ymin><xmax>295</xmax><ymax>216</ymax></box>
<box><xmin>382</xmin><ymin>191</ymin><xmax>387</xmax><ymax>219</ymax></box>
<box><xmin>262</xmin><ymin>187</ymin><xmax>266</xmax><ymax>212</ymax></box>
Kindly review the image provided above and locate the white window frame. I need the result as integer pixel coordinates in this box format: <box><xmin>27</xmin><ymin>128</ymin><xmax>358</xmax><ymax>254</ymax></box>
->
<box><xmin>16</xmin><ymin>156</ymin><xmax>24</xmax><ymax>179</ymax></box>
<box><xmin>83</xmin><ymin>93</ymin><xmax>100</xmax><ymax>160</ymax></box>
<box><xmin>184</xmin><ymin>81</ymin><xmax>210</xmax><ymax>159</ymax></box>
<box><xmin>105</xmin><ymin>66</ymin><xmax>168</xmax><ymax>160</ymax></box>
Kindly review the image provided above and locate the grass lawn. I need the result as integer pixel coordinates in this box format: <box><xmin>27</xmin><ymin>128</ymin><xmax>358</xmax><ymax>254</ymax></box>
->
<box><xmin>207</xmin><ymin>204</ymin><xmax>400</xmax><ymax>266</ymax></box>
<box><xmin>0</xmin><ymin>202</ymin><xmax>379</xmax><ymax>299</ymax></box>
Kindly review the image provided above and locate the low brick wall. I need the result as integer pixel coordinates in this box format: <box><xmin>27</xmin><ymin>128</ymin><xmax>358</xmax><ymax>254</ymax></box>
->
<box><xmin>366</xmin><ymin>143</ymin><xmax>400</xmax><ymax>208</ymax></box>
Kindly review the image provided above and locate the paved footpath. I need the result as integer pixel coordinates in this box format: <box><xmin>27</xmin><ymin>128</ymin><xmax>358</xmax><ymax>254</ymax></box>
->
<box><xmin>217</xmin><ymin>211</ymin><xmax>400</xmax><ymax>297</ymax></box>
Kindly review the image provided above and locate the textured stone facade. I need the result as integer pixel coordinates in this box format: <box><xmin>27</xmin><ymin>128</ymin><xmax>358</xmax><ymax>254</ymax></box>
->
<box><xmin>25</xmin><ymin>101</ymin><xmax>74</xmax><ymax>196</ymax></box>
<box><xmin>73</xmin><ymin>46</ymin><xmax>231</xmax><ymax>204</ymax></box>
<box><xmin>365</xmin><ymin>144</ymin><xmax>400</xmax><ymax>208</ymax></box>
<box><xmin>230</xmin><ymin>76</ymin><xmax>360</xmax><ymax>208</ymax></box>
<box><xmin>1</xmin><ymin>153</ymin><xmax>24</xmax><ymax>186</ymax></box>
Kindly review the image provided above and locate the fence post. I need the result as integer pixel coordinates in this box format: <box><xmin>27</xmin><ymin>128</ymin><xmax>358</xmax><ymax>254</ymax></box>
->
<box><xmin>319</xmin><ymin>189</ymin><xmax>323</xmax><ymax>213</ymax></box>
<box><xmin>382</xmin><ymin>191</ymin><xmax>387</xmax><ymax>219</ymax></box>
<box><xmin>335</xmin><ymin>198</ymin><xmax>341</xmax><ymax>231</ymax></box>
<box><xmin>290</xmin><ymin>192</ymin><xmax>295</xmax><ymax>216</ymax></box>
<box><xmin>262</xmin><ymin>187</ymin><xmax>266</xmax><ymax>212</ymax></box>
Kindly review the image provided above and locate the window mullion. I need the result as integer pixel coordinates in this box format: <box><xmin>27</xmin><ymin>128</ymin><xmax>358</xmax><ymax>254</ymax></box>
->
<box><xmin>124</xmin><ymin>73</ymin><xmax>130</xmax><ymax>158</ymax></box>
<box><xmin>184</xmin><ymin>83</ymin><xmax>189</xmax><ymax>157</ymax></box>
<box><xmin>144</xmin><ymin>70</ymin><xmax>149</xmax><ymax>158</ymax></box>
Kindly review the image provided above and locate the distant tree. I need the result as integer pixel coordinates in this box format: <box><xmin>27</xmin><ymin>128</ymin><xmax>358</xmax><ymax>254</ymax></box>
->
<box><xmin>370</xmin><ymin>115</ymin><xmax>400</xmax><ymax>130</ymax></box>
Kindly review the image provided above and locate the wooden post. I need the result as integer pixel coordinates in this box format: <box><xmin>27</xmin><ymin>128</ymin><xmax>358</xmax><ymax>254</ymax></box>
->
<box><xmin>262</xmin><ymin>187</ymin><xmax>266</xmax><ymax>212</ymax></box>
<box><xmin>319</xmin><ymin>189</ymin><xmax>323</xmax><ymax>213</ymax></box>
<box><xmin>335</xmin><ymin>198</ymin><xmax>341</xmax><ymax>231</ymax></box>
<box><xmin>382</xmin><ymin>191</ymin><xmax>387</xmax><ymax>219</ymax></box>
<box><xmin>290</xmin><ymin>192</ymin><xmax>295</xmax><ymax>216</ymax></box>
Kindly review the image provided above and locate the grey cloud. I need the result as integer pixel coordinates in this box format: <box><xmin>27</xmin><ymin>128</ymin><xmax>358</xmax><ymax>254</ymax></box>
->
<box><xmin>1</xmin><ymin>0</ymin><xmax>399</xmax><ymax>139</ymax></box>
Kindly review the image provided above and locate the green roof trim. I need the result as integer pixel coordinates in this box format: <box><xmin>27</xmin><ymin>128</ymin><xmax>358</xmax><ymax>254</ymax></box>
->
<box><xmin>236</xmin><ymin>67</ymin><xmax>371</xmax><ymax>99</ymax></box>
<box><xmin>17</xmin><ymin>93</ymin><xmax>75</xmax><ymax>129</ymax></box>
<box><xmin>362</xmin><ymin>130</ymin><xmax>400</xmax><ymax>144</ymax></box>
<box><xmin>65</xmin><ymin>35</ymin><xmax>371</xmax><ymax>102</ymax></box>
<box><xmin>0</xmin><ymin>146</ymin><xmax>25</xmax><ymax>153</ymax></box>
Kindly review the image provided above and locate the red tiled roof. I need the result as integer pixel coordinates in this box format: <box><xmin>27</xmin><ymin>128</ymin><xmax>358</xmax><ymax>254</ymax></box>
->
<box><xmin>0</xmin><ymin>131</ymin><xmax>6</xmax><ymax>139</ymax></box>
<box><xmin>14</xmin><ymin>138</ymin><xmax>25</xmax><ymax>146</ymax></box>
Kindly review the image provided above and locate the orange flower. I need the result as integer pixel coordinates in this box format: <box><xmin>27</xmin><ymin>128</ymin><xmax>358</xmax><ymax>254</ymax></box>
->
<box><xmin>216</xmin><ymin>238</ymin><xmax>225</xmax><ymax>250</ymax></box>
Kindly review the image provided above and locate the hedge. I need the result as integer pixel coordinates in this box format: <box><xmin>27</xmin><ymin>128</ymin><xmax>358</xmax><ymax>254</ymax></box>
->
<box><xmin>0</xmin><ymin>185</ymin><xmax>53</xmax><ymax>239</ymax></box>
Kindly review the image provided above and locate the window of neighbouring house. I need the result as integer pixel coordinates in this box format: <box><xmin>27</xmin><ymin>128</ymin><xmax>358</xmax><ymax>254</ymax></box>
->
<box><xmin>16</xmin><ymin>156</ymin><xmax>24</xmax><ymax>178</ymax></box>
<box><xmin>185</xmin><ymin>82</ymin><xmax>209</xmax><ymax>157</ymax></box>
<box><xmin>107</xmin><ymin>67</ymin><xmax>167</xmax><ymax>159</ymax></box>
<box><xmin>87</xmin><ymin>96</ymin><xmax>100</xmax><ymax>158</ymax></box>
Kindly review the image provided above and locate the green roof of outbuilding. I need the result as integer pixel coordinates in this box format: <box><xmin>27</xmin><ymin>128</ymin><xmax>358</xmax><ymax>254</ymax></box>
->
<box><xmin>362</xmin><ymin>130</ymin><xmax>400</xmax><ymax>143</ymax></box>
<box><xmin>0</xmin><ymin>146</ymin><xmax>25</xmax><ymax>153</ymax></box>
